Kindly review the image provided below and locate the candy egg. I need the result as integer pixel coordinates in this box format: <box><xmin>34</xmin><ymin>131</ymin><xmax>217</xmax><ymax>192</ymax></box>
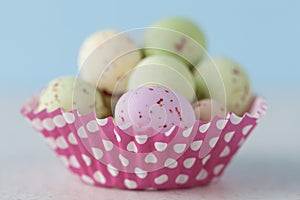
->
<box><xmin>194</xmin><ymin>57</ymin><xmax>252</xmax><ymax>116</ymax></box>
<box><xmin>37</xmin><ymin>76</ymin><xmax>110</xmax><ymax>118</ymax></box>
<box><xmin>143</xmin><ymin>17</ymin><xmax>207</xmax><ymax>67</ymax></box>
<box><xmin>193</xmin><ymin>99</ymin><xmax>227</xmax><ymax>122</ymax></box>
<box><xmin>115</xmin><ymin>86</ymin><xmax>196</xmax><ymax>133</ymax></box>
<box><xmin>127</xmin><ymin>55</ymin><xmax>196</xmax><ymax>102</ymax></box>
<box><xmin>78</xmin><ymin>30</ymin><xmax>142</xmax><ymax>95</ymax></box>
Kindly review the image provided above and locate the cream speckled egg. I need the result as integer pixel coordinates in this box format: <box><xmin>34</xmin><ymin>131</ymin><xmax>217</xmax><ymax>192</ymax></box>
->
<box><xmin>37</xmin><ymin>76</ymin><xmax>109</xmax><ymax>118</ymax></box>
<box><xmin>78</xmin><ymin>30</ymin><xmax>142</xmax><ymax>95</ymax></box>
<box><xmin>193</xmin><ymin>99</ymin><xmax>227</xmax><ymax>122</ymax></box>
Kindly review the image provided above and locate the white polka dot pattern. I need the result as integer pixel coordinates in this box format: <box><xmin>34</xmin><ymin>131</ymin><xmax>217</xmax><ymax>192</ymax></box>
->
<box><xmin>114</xmin><ymin>129</ymin><xmax>121</xmax><ymax>142</ymax></box>
<box><xmin>31</xmin><ymin>118</ymin><xmax>43</xmax><ymax>131</ymax></box>
<box><xmin>119</xmin><ymin>154</ymin><xmax>129</xmax><ymax>167</ymax></box>
<box><xmin>220</xmin><ymin>146</ymin><xmax>231</xmax><ymax>157</ymax></box>
<box><xmin>190</xmin><ymin>140</ymin><xmax>202</xmax><ymax>151</ymax></box>
<box><xmin>81</xmin><ymin>154</ymin><xmax>92</xmax><ymax>166</ymax></box>
<box><xmin>164</xmin><ymin>126</ymin><xmax>176</xmax><ymax>136</ymax></box>
<box><xmin>67</xmin><ymin>132</ymin><xmax>78</xmax><ymax>145</ymax></box>
<box><xmin>199</xmin><ymin>122</ymin><xmax>210</xmax><ymax>133</ymax></box>
<box><xmin>224</xmin><ymin>131</ymin><xmax>235</xmax><ymax>142</ymax></box>
<box><xmin>209</xmin><ymin>137</ymin><xmax>219</xmax><ymax>148</ymax></box>
<box><xmin>154</xmin><ymin>142</ymin><xmax>168</xmax><ymax>152</ymax></box>
<box><xmin>173</xmin><ymin>144</ymin><xmax>187</xmax><ymax>154</ymax></box>
<box><xmin>81</xmin><ymin>175</ymin><xmax>94</xmax><ymax>185</ymax></box>
<box><xmin>216</xmin><ymin>119</ymin><xmax>228</xmax><ymax>130</ymax></box>
<box><xmin>154</xmin><ymin>174</ymin><xmax>168</xmax><ymax>185</ymax></box>
<box><xmin>183</xmin><ymin>158</ymin><xmax>196</xmax><ymax>169</ymax></box>
<box><xmin>107</xmin><ymin>164</ymin><xmax>119</xmax><ymax>177</ymax></box>
<box><xmin>93</xmin><ymin>171</ymin><xmax>106</xmax><ymax>184</ymax></box>
<box><xmin>62</xmin><ymin>112</ymin><xmax>75</xmax><ymax>124</ymax></box>
<box><xmin>127</xmin><ymin>141</ymin><xmax>138</xmax><ymax>153</ymax></box>
<box><xmin>97</xmin><ymin>118</ymin><xmax>108</xmax><ymax>126</ymax></box>
<box><xmin>124</xmin><ymin>179</ymin><xmax>137</xmax><ymax>189</ymax></box>
<box><xmin>164</xmin><ymin>158</ymin><xmax>178</xmax><ymax>169</ymax></box>
<box><xmin>182</xmin><ymin>126</ymin><xmax>193</xmax><ymax>137</ymax></box>
<box><xmin>21</xmin><ymin>95</ymin><xmax>266</xmax><ymax>190</ymax></box>
<box><xmin>135</xmin><ymin>135</ymin><xmax>148</xmax><ymax>144</ymax></box>
<box><xmin>102</xmin><ymin>140</ymin><xmax>113</xmax><ymax>151</ymax></box>
<box><xmin>91</xmin><ymin>148</ymin><xmax>103</xmax><ymax>160</ymax></box>
<box><xmin>134</xmin><ymin>168</ymin><xmax>147</xmax><ymax>179</ymax></box>
<box><xmin>55</xmin><ymin>136</ymin><xmax>68</xmax><ymax>149</ymax></box>
<box><xmin>53</xmin><ymin>115</ymin><xmax>66</xmax><ymax>128</ymax></box>
<box><xmin>202</xmin><ymin>154</ymin><xmax>211</xmax><ymax>165</ymax></box>
<box><xmin>42</xmin><ymin>118</ymin><xmax>55</xmax><ymax>131</ymax></box>
<box><xmin>196</xmin><ymin>169</ymin><xmax>208</xmax><ymax>181</ymax></box>
<box><xmin>242</xmin><ymin>125</ymin><xmax>253</xmax><ymax>135</ymax></box>
<box><xmin>69</xmin><ymin>155</ymin><xmax>80</xmax><ymax>168</ymax></box>
<box><xmin>175</xmin><ymin>174</ymin><xmax>189</xmax><ymax>184</ymax></box>
<box><xmin>77</xmin><ymin>126</ymin><xmax>88</xmax><ymax>138</ymax></box>
<box><xmin>144</xmin><ymin>153</ymin><xmax>157</xmax><ymax>164</ymax></box>
<box><xmin>230</xmin><ymin>114</ymin><xmax>242</xmax><ymax>125</ymax></box>
<box><xmin>213</xmin><ymin>164</ymin><xmax>225</xmax><ymax>175</ymax></box>
<box><xmin>86</xmin><ymin>120</ymin><xmax>99</xmax><ymax>132</ymax></box>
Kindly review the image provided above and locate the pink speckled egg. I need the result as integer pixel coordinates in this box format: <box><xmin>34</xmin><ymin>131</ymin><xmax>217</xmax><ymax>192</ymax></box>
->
<box><xmin>193</xmin><ymin>99</ymin><xmax>227</xmax><ymax>122</ymax></box>
<box><xmin>115</xmin><ymin>86</ymin><xmax>196</xmax><ymax>133</ymax></box>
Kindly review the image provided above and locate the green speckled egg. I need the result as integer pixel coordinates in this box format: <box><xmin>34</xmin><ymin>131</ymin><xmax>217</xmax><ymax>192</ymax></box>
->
<box><xmin>37</xmin><ymin>76</ymin><xmax>110</xmax><ymax>118</ymax></box>
<box><xmin>194</xmin><ymin>57</ymin><xmax>252</xmax><ymax>116</ymax></box>
<box><xmin>127</xmin><ymin>55</ymin><xmax>196</xmax><ymax>102</ymax></box>
<box><xmin>143</xmin><ymin>17</ymin><xmax>207</xmax><ymax>67</ymax></box>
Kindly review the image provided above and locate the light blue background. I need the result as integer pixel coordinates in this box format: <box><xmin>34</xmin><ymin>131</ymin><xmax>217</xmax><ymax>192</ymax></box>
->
<box><xmin>0</xmin><ymin>0</ymin><xmax>299</xmax><ymax>95</ymax></box>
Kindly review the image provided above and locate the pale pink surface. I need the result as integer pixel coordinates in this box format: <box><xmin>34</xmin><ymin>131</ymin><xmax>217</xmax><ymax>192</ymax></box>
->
<box><xmin>115</xmin><ymin>86</ymin><xmax>196</xmax><ymax>133</ymax></box>
<box><xmin>20</xmin><ymin>95</ymin><xmax>266</xmax><ymax>190</ymax></box>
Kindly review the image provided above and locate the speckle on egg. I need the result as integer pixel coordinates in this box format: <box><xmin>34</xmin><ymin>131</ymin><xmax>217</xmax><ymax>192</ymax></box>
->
<box><xmin>115</xmin><ymin>86</ymin><xmax>196</xmax><ymax>133</ymax></box>
<box><xmin>193</xmin><ymin>99</ymin><xmax>227</xmax><ymax>122</ymax></box>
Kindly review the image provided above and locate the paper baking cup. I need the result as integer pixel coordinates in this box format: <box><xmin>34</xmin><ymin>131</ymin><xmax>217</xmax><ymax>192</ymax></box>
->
<box><xmin>20</xmin><ymin>95</ymin><xmax>266</xmax><ymax>190</ymax></box>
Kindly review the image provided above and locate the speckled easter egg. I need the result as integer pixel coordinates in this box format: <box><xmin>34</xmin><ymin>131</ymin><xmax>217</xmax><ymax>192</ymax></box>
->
<box><xmin>37</xmin><ymin>76</ymin><xmax>110</xmax><ymax>118</ymax></box>
<box><xmin>78</xmin><ymin>30</ymin><xmax>142</xmax><ymax>95</ymax></box>
<box><xmin>127</xmin><ymin>55</ymin><xmax>196</xmax><ymax>102</ymax></box>
<box><xmin>193</xmin><ymin>99</ymin><xmax>227</xmax><ymax>122</ymax></box>
<box><xmin>194</xmin><ymin>57</ymin><xmax>252</xmax><ymax>116</ymax></box>
<box><xmin>115</xmin><ymin>86</ymin><xmax>196</xmax><ymax>133</ymax></box>
<box><xmin>144</xmin><ymin>17</ymin><xmax>207</xmax><ymax>67</ymax></box>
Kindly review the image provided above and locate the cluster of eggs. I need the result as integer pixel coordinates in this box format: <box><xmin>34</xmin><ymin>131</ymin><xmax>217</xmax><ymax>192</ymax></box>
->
<box><xmin>37</xmin><ymin>17</ymin><xmax>252</xmax><ymax>133</ymax></box>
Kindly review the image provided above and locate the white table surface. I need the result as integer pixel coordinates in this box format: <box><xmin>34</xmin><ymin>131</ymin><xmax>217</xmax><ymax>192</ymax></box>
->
<box><xmin>1</xmin><ymin>91</ymin><xmax>300</xmax><ymax>200</ymax></box>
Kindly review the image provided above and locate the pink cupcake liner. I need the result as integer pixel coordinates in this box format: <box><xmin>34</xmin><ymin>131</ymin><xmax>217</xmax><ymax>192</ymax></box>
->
<box><xmin>20</xmin><ymin>95</ymin><xmax>266</xmax><ymax>190</ymax></box>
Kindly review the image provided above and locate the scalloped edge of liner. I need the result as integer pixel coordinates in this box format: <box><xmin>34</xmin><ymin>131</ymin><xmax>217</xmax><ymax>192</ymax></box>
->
<box><xmin>20</xmin><ymin>95</ymin><xmax>265</xmax><ymax>190</ymax></box>
<box><xmin>20</xmin><ymin>95</ymin><xmax>267</xmax><ymax>134</ymax></box>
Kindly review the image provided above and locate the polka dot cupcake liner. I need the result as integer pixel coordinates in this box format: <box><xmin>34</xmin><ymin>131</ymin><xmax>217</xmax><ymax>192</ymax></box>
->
<box><xmin>20</xmin><ymin>95</ymin><xmax>266</xmax><ymax>190</ymax></box>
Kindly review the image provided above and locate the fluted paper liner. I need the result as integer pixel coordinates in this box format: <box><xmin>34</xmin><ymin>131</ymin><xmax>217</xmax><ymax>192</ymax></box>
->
<box><xmin>21</xmin><ymin>95</ymin><xmax>266</xmax><ymax>190</ymax></box>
